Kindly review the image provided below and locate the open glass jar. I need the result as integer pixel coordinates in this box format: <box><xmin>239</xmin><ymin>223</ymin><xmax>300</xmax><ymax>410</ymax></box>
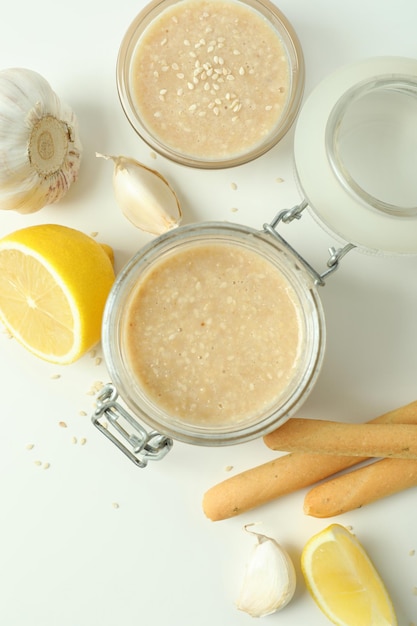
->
<box><xmin>94</xmin><ymin>222</ymin><xmax>325</xmax><ymax>466</ymax></box>
<box><xmin>94</xmin><ymin>55</ymin><xmax>417</xmax><ymax>466</ymax></box>
<box><xmin>116</xmin><ymin>0</ymin><xmax>304</xmax><ymax>168</ymax></box>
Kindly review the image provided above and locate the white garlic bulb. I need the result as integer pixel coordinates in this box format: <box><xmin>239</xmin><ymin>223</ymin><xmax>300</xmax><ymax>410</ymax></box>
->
<box><xmin>96</xmin><ymin>153</ymin><xmax>182</xmax><ymax>235</ymax></box>
<box><xmin>236</xmin><ymin>524</ymin><xmax>296</xmax><ymax>618</ymax></box>
<box><xmin>0</xmin><ymin>67</ymin><xmax>82</xmax><ymax>214</ymax></box>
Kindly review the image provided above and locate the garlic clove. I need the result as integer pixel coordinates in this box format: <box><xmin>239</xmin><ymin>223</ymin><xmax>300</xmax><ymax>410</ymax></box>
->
<box><xmin>0</xmin><ymin>67</ymin><xmax>82</xmax><ymax>214</ymax></box>
<box><xmin>97</xmin><ymin>153</ymin><xmax>182</xmax><ymax>235</ymax></box>
<box><xmin>236</xmin><ymin>524</ymin><xmax>296</xmax><ymax>618</ymax></box>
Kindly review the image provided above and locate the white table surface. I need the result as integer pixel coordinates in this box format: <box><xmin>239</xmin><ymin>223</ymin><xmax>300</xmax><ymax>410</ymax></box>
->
<box><xmin>1</xmin><ymin>1</ymin><xmax>417</xmax><ymax>624</ymax></box>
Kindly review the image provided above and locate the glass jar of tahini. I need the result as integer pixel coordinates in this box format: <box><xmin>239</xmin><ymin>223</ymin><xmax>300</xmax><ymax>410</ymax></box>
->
<box><xmin>116</xmin><ymin>0</ymin><xmax>304</xmax><ymax>168</ymax></box>
<box><xmin>94</xmin><ymin>55</ymin><xmax>417</xmax><ymax>466</ymax></box>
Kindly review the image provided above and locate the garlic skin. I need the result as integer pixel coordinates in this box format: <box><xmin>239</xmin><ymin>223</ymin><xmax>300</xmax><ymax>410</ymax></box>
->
<box><xmin>0</xmin><ymin>67</ymin><xmax>82</xmax><ymax>214</ymax></box>
<box><xmin>97</xmin><ymin>153</ymin><xmax>182</xmax><ymax>235</ymax></box>
<box><xmin>236</xmin><ymin>525</ymin><xmax>296</xmax><ymax>618</ymax></box>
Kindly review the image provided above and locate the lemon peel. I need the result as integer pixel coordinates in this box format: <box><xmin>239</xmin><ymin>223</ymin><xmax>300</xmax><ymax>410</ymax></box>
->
<box><xmin>301</xmin><ymin>524</ymin><xmax>397</xmax><ymax>626</ymax></box>
<box><xmin>0</xmin><ymin>224</ymin><xmax>115</xmax><ymax>364</ymax></box>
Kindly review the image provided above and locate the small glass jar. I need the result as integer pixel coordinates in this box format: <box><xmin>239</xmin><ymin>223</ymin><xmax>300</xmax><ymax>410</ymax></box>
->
<box><xmin>116</xmin><ymin>0</ymin><xmax>304</xmax><ymax>168</ymax></box>
<box><xmin>99</xmin><ymin>222</ymin><xmax>325</xmax><ymax>458</ymax></box>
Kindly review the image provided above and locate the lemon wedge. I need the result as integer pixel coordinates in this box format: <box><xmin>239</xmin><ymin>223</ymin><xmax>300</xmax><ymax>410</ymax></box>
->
<box><xmin>0</xmin><ymin>224</ymin><xmax>115</xmax><ymax>364</ymax></box>
<box><xmin>301</xmin><ymin>524</ymin><xmax>397</xmax><ymax>626</ymax></box>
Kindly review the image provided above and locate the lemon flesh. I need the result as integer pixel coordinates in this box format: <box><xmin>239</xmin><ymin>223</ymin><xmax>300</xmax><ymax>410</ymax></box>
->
<box><xmin>301</xmin><ymin>524</ymin><xmax>397</xmax><ymax>626</ymax></box>
<box><xmin>0</xmin><ymin>224</ymin><xmax>115</xmax><ymax>364</ymax></box>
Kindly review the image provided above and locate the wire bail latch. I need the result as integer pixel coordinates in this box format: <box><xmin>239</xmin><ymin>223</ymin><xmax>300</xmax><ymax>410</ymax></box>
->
<box><xmin>263</xmin><ymin>200</ymin><xmax>356</xmax><ymax>286</ymax></box>
<box><xmin>92</xmin><ymin>384</ymin><xmax>173</xmax><ymax>467</ymax></box>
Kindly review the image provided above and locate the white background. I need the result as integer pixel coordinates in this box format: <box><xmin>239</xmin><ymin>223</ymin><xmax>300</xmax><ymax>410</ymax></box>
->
<box><xmin>0</xmin><ymin>0</ymin><xmax>417</xmax><ymax>624</ymax></box>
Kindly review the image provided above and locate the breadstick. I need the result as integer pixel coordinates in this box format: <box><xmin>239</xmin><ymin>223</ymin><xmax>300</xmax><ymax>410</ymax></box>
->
<box><xmin>303</xmin><ymin>458</ymin><xmax>417</xmax><ymax>517</ymax></box>
<box><xmin>263</xmin><ymin>418</ymin><xmax>417</xmax><ymax>459</ymax></box>
<box><xmin>202</xmin><ymin>399</ymin><xmax>417</xmax><ymax>521</ymax></box>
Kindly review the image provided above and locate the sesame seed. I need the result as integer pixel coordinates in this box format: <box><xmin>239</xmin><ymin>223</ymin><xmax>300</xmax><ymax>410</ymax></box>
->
<box><xmin>184</xmin><ymin>39</ymin><xmax>190</xmax><ymax>46</ymax></box>
<box><xmin>233</xmin><ymin>49</ymin><xmax>241</xmax><ymax>55</ymax></box>
<box><xmin>50</xmin><ymin>374</ymin><xmax>61</xmax><ymax>380</ymax></box>
<box><xmin>265</xmin><ymin>105</ymin><xmax>272</xmax><ymax>111</ymax></box>
<box><xmin>154</xmin><ymin>111</ymin><xmax>162</xmax><ymax>118</ymax></box>
<box><xmin>80</xmin><ymin>438</ymin><xmax>87</xmax><ymax>446</ymax></box>
<box><xmin>176</xmin><ymin>73</ymin><xmax>185</xmax><ymax>79</ymax></box>
<box><xmin>161</xmin><ymin>65</ymin><xmax>170</xmax><ymax>72</ymax></box>
<box><xmin>207</xmin><ymin>45</ymin><xmax>214</xmax><ymax>53</ymax></box>
<box><xmin>79</xmin><ymin>410</ymin><xmax>87</xmax><ymax>416</ymax></box>
<box><xmin>159</xmin><ymin>88</ymin><xmax>167</xmax><ymax>95</ymax></box>
<box><xmin>213</xmin><ymin>107</ymin><xmax>220</xmax><ymax>116</ymax></box>
<box><xmin>189</xmin><ymin>104</ymin><xmax>197</xmax><ymax>112</ymax></box>
<box><xmin>187</xmin><ymin>82</ymin><xmax>194</xmax><ymax>90</ymax></box>
<box><xmin>59</xmin><ymin>421</ymin><xmax>67</xmax><ymax>428</ymax></box>
<box><xmin>239</xmin><ymin>67</ymin><xmax>245</xmax><ymax>75</ymax></box>
<box><xmin>177</xmin><ymin>88</ymin><xmax>184</xmax><ymax>96</ymax></box>
<box><xmin>171</xmin><ymin>62</ymin><xmax>179</xmax><ymax>70</ymax></box>
<box><xmin>34</xmin><ymin>460</ymin><xmax>42</xmax><ymax>467</ymax></box>
<box><xmin>112</xmin><ymin>502</ymin><xmax>120</xmax><ymax>509</ymax></box>
<box><xmin>160</xmin><ymin>38</ymin><xmax>167</xmax><ymax>46</ymax></box>
<box><xmin>226</xmin><ymin>74</ymin><xmax>235</xmax><ymax>81</ymax></box>
<box><xmin>26</xmin><ymin>443</ymin><xmax>34</xmax><ymax>450</ymax></box>
<box><xmin>231</xmin><ymin>182</ymin><xmax>238</xmax><ymax>190</ymax></box>
<box><xmin>43</xmin><ymin>462</ymin><xmax>50</xmax><ymax>470</ymax></box>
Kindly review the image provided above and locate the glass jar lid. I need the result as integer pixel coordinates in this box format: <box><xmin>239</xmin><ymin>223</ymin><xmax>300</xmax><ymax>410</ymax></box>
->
<box><xmin>294</xmin><ymin>56</ymin><xmax>417</xmax><ymax>254</ymax></box>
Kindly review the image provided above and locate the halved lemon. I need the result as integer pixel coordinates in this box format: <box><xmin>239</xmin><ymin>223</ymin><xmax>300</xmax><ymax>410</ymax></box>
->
<box><xmin>301</xmin><ymin>524</ymin><xmax>397</xmax><ymax>626</ymax></box>
<box><xmin>0</xmin><ymin>224</ymin><xmax>115</xmax><ymax>364</ymax></box>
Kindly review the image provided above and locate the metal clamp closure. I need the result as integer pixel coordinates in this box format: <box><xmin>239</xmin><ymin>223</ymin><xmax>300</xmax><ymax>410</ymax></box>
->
<box><xmin>263</xmin><ymin>200</ymin><xmax>356</xmax><ymax>286</ymax></box>
<box><xmin>92</xmin><ymin>384</ymin><xmax>173</xmax><ymax>467</ymax></box>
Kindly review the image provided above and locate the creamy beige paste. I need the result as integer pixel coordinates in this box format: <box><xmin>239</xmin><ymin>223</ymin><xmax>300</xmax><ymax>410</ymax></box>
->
<box><xmin>124</xmin><ymin>243</ymin><xmax>302</xmax><ymax>426</ymax></box>
<box><xmin>131</xmin><ymin>0</ymin><xmax>290</xmax><ymax>159</ymax></box>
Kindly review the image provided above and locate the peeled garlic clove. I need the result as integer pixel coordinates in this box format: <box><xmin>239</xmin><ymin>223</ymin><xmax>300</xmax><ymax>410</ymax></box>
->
<box><xmin>236</xmin><ymin>524</ymin><xmax>296</xmax><ymax>618</ymax></box>
<box><xmin>97</xmin><ymin>153</ymin><xmax>182</xmax><ymax>235</ymax></box>
<box><xmin>0</xmin><ymin>67</ymin><xmax>82</xmax><ymax>214</ymax></box>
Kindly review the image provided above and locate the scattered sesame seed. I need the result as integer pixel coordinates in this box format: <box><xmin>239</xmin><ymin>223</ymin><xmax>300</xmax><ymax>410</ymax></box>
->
<box><xmin>26</xmin><ymin>443</ymin><xmax>34</xmax><ymax>450</ymax></box>
<box><xmin>59</xmin><ymin>421</ymin><xmax>67</xmax><ymax>428</ymax></box>
<box><xmin>183</xmin><ymin>39</ymin><xmax>190</xmax><ymax>46</ymax></box>
<box><xmin>112</xmin><ymin>502</ymin><xmax>120</xmax><ymax>509</ymax></box>
<box><xmin>171</xmin><ymin>62</ymin><xmax>179</xmax><ymax>70</ymax></box>
<box><xmin>265</xmin><ymin>105</ymin><xmax>273</xmax><ymax>111</ymax></box>
<box><xmin>72</xmin><ymin>436</ymin><xmax>78</xmax><ymax>444</ymax></box>
<box><xmin>50</xmin><ymin>374</ymin><xmax>61</xmax><ymax>380</ymax></box>
<box><xmin>34</xmin><ymin>460</ymin><xmax>42</xmax><ymax>466</ymax></box>
<box><xmin>150</xmin><ymin>151</ymin><xmax>157</xmax><ymax>160</ymax></box>
<box><xmin>80</xmin><ymin>438</ymin><xmax>87</xmax><ymax>446</ymax></box>
<box><xmin>43</xmin><ymin>462</ymin><xmax>50</xmax><ymax>470</ymax></box>
<box><xmin>413</xmin><ymin>587</ymin><xmax>417</xmax><ymax>596</ymax></box>
<box><xmin>79</xmin><ymin>410</ymin><xmax>88</xmax><ymax>417</ymax></box>
<box><xmin>95</xmin><ymin>357</ymin><xmax>102</xmax><ymax>366</ymax></box>
<box><xmin>233</xmin><ymin>49</ymin><xmax>241</xmax><ymax>55</ymax></box>
<box><xmin>176</xmin><ymin>73</ymin><xmax>185</xmax><ymax>79</ymax></box>
<box><xmin>409</xmin><ymin>549</ymin><xmax>416</xmax><ymax>556</ymax></box>
<box><xmin>90</xmin><ymin>231</ymin><xmax>99</xmax><ymax>238</ymax></box>
<box><xmin>276</xmin><ymin>177</ymin><xmax>284</xmax><ymax>183</ymax></box>
<box><xmin>225</xmin><ymin>465</ymin><xmax>234</xmax><ymax>472</ymax></box>
<box><xmin>160</xmin><ymin>38</ymin><xmax>167</xmax><ymax>46</ymax></box>
<box><xmin>231</xmin><ymin>182</ymin><xmax>238</xmax><ymax>190</ymax></box>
